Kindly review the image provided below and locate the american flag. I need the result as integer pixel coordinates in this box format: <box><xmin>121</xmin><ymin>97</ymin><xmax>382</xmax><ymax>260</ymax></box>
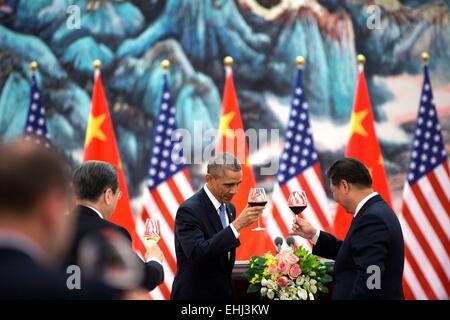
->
<box><xmin>266</xmin><ymin>65</ymin><xmax>332</xmax><ymax>249</ymax></box>
<box><xmin>24</xmin><ymin>74</ymin><xmax>50</xmax><ymax>146</ymax></box>
<box><xmin>399</xmin><ymin>64</ymin><xmax>450</xmax><ymax>300</ymax></box>
<box><xmin>137</xmin><ymin>72</ymin><xmax>194</xmax><ymax>299</ymax></box>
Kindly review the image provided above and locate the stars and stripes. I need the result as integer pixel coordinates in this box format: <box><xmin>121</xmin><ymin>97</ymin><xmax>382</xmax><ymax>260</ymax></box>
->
<box><xmin>24</xmin><ymin>75</ymin><xmax>50</xmax><ymax>146</ymax></box>
<box><xmin>138</xmin><ymin>73</ymin><xmax>194</xmax><ymax>299</ymax></box>
<box><xmin>400</xmin><ymin>64</ymin><xmax>450</xmax><ymax>300</ymax></box>
<box><xmin>266</xmin><ymin>67</ymin><xmax>332</xmax><ymax>250</ymax></box>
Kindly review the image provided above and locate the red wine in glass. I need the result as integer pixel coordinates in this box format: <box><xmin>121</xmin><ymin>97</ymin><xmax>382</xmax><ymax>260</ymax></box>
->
<box><xmin>248</xmin><ymin>201</ymin><xmax>268</xmax><ymax>207</ymax></box>
<box><xmin>248</xmin><ymin>187</ymin><xmax>267</xmax><ymax>231</ymax></box>
<box><xmin>288</xmin><ymin>191</ymin><xmax>308</xmax><ymax>216</ymax></box>
<box><xmin>289</xmin><ymin>205</ymin><xmax>307</xmax><ymax>215</ymax></box>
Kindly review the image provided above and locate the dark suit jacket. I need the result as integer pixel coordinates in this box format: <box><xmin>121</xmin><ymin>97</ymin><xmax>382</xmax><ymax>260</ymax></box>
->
<box><xmin>171</xmin><ymin>188</ymin><xmax>240</xmax><ymax>300</ymax></box>
<box><xmin>65</xmin><ymin>205</ymin><xmax>164</xmax><ymax>291</ymax></box>
<box><xmin>313</xmin><ymin>195</ymin><xmax>405</xmax><ymax>300</ymax></box>
<box><xmin>0</xmin><ymin>247</ymin><xmax>115</xmax><ymax>299</ymax></box>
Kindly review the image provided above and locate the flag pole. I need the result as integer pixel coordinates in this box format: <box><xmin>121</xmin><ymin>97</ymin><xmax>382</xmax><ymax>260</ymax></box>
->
<box><xmin>224</xmin><ymin>56</ymin><xmax>233</xmax><ymax>76</ymax></box>
<box><xmin>357</xmin><ymin>54</ymin><xmax>365</xmax><ymax>72</ymax></box>
<box><xmin>92</xmin><ymin>59</ymin><xmax>101</xmax><ymax>78</ymax></box>
<box><xmin>296</xmin><ymin>55</ymin><xmax>305</xmax><ymax>69</ymax></box>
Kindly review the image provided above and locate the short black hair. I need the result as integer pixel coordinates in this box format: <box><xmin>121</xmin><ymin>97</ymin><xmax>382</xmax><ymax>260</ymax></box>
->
<box><xmin>73</xmin><ymin>161</ymin><xmax>118</xmax><ymax>202</ymax></box>
<box><xmin>0</xmin><ymin>140</ymin><xmax>71</xmax><ymax>215</ymax></box>
<box><xmin>326</xmin><ymin>157</ymin><xmax>372</xmax><ymax>188</ymax></box>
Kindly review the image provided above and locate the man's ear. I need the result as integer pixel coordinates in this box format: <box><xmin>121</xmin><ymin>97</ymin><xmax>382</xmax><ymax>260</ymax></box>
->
<box><xmin>341</xmin><ymin>180</ymin><xmax>350</xmax><ymax>193</ymax></box>
<box><xmin>104</xmin><ymin>188</ymin><xmax>113</xmax><ymax>205</ymax></box>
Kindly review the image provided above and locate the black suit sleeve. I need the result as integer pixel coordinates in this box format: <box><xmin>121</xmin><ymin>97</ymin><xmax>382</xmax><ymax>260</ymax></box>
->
<box><xmin>175</xmin><ymin>205</ymin><xmax>240</xmax><ymax>263</ymax></box>
<box><xmin>312</xmin><ymin>231</ymin><xmax>343</xmax><ymax>260</ymax></box>
<box><xmin>349</xmin><ymin>214</ymin><xmax>389</xmax><ymax>299</ymax></box>
<box><xmin>142</xmin><ymin>260</ymin><xmax>164</xmax><ymax>291</ymax></box>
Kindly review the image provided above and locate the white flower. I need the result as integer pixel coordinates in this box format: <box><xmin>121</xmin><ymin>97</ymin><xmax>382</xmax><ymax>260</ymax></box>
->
<box><xmin>267</xmin><ymin>289</ymin><xmax>275</xmax><ymax>300</ymax></box>
<box><xmin>298</xmin><ymin>288</ymin><xmax>308</xmax><ymax>300</ymax></box>
<box><xmin>310</xmin><ymin>272</ymin><xmax>316</xmax><ymax>277</ymax></box>
<box><xmin>311</xmin><ymin>285</ymin><xmax>317</xmax><ymax>294</ymax></box>
<box><xmin>296</xmin><ymin>277</ymin><xmax>304</xmax><ymax>286</ymax></box>
<box><xmin>267</xmin><ymin>280</ymin><xmax>278</xmax><ymax>290</ymax></box>
<box><xmin>310</xmin><ymin>279</ymin><xmax>317</xmax><ymax>285</ymax></box>
<box><xmin>280</xmin><ymin>293</ymin><xmax>289</xmax><ymax>300</ymax></box>
<box><xmin>261</xmin><ymin>278</ymin><xmax>268</xmax><ymax>287</ymax></box>
<box><xmin>309</xmin><ymin>292</ymin><xmax>315</xmax><ymax>300</ymax></box>
<box><xmin>260</xmin><ymin>287</ymin><xmax>268</xmax><ymax>297</ymax></box>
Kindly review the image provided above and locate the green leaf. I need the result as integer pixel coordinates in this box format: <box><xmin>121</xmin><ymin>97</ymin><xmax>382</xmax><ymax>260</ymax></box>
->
<box><xmin>321</xmin><ymin>274</ymin><xmax>333</xmax><ymax>283</ymax></box>
<box><xmin>318</xmin><ymin>284</ymin><xmax>329</xmax><ymax>294</ymax></box>
<box><xmin>247</xmin><ymin>284</ymin><xmax>260</xmax><ymax>294</ymax></box>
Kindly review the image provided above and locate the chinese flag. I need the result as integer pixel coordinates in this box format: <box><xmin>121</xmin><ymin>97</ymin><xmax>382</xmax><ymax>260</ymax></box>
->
<box><xmin>333</xmin><ymin>67</ymin><xmax>393</xmax><ymax>239</ymax></box>
<box><xmin>216</xmin><ymin>68</ymin><xmax>274</xmax><ymax>259</ymax></box>
<box><xmin>83</xmin><ymin>72</ymin><xmax>144</xmax><ymax>254</ymax></box>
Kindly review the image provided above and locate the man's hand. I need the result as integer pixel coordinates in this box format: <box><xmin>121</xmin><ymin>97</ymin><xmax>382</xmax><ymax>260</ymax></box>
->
<box><xmin>145</xmin><ymin>244</ymin><xmax>164</xmax><ymax>263</ymax></box>
<box><xmin>232</xmin><ymin>205</ymin><xmax>264</xmax><ymax>232</ymax></box>
<box><xmin>290</xmin><ymin>216</ymin><xmax>317</xmax><ymax>240</ymax></box>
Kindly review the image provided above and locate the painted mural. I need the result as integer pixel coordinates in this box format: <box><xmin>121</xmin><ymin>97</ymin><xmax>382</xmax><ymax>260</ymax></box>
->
<box><xmin>1</xmin><ymin>0</ymin><xmax>449</xmax><ymax>213</ymax></box>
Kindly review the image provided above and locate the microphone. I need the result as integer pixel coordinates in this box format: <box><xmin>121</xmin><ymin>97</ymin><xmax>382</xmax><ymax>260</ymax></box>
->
<box><xmin>286</xmin><ymin>236</ymin><xmax>295</xmax><ymax>250</ymax></box>
<box><xmin>274</xmin><ymin>237</ymin><xmax>283</xmax><ymax>253</ymax></box>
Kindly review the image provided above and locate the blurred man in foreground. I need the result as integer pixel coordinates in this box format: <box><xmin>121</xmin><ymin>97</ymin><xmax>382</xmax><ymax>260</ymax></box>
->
<box><xmin>0</xmin><ymin>140</ymin><xmax>116</xmax><ymax>299</ymax></box>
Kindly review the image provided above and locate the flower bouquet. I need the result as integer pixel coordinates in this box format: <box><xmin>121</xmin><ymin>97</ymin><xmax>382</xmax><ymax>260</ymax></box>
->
<box><xmin>243</xmin><ymin>245</ymin><xmax>333</xmax><ymax>300</ymax></box>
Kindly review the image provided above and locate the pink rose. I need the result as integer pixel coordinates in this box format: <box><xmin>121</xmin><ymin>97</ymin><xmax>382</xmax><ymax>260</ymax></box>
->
<box><xmin>277</xmin><ymin>276</ymin><xmax>289</xmax><ymax>288</ymax></box>
<box><xmin>268</xmin><ymin>264</ymin><xmax>278</xmax><ymax>275</ymax></box>
<box><xmin>277</xmin><ymin>261</ymin><xmax>288</xmax><ymax>274</ymax></box>
<box><xmin>285</xmin><ymin>252</ymin><xmax>299</xmax><ymax>265</ymax></box>
<box><xmin>288</xmin><ymin>264</ymin><xmax>302</xmax><ymax>279</ymax></box>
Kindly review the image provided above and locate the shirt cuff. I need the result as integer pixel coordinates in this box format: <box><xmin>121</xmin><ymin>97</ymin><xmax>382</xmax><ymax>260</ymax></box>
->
<box><xmin>230</xmin><ymin>223</ymin><xmax>240</xmax><ymax>239</ymax></box>
<box><xmin>311</xmin><ymin>229</ymin><xmax>321</xmax><ymax>245</ymax></box>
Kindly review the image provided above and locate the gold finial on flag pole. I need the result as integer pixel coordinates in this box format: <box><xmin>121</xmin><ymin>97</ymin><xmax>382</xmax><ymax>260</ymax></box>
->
<box><xmin>93</xmin><ymin>59</ymin><xmax>102</xmax><ymax>70</ymax></box>
<box><xmin>296</xmin><ymin>56</ymin><xmax>305</xmax><ymax>69</ymax></box>
<box><xmin>357</xmin><ymin>54</ymin><xmax>366</xmax><ymax>65</ymax></box>
<box><xmin>421</xmin><ymin>52</ymin><xmax>429</xmax><ymax>64</ymax></box>
<box><xmin>357</xmin><ymin>54</ymin><xmax>365</xmax><ymax>72</ymax></box>
<box><xmin>29</xmin><ymin>61</ymin><xmax>38</xmax><ymax>73</ymax></box>
<box><xmin>161</xmin><ymin>59</ymin><xmax>170</xmax><ymax>70</ymax></box>
<box><xmin>224</xmin><ymin>56</ymin><xmax>233</xmax><ymax>67</ymax></box>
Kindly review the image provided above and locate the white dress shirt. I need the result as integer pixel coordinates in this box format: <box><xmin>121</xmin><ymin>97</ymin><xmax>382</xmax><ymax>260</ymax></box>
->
<box><xmin>311</xmin><ymin>192</ymin><xmax>378</xmax><ymax>245</ymax></box>
<box><xmin>83</xmin><ymin>205</ymin><xmax>104</xmax><ymax>219</ymax></box>
<box><xmin>204</xmin><ymin>184</ymin><xmax>239</xmax><ymax>239</ymax></box>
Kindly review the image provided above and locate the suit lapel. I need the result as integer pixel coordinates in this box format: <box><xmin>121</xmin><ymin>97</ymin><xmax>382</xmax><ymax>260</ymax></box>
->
<box><xmin>346</xmin><ymin>195</ymin><xmax>383</xmax><ymax>238</ymax></box>
<box><xmin>225</xmin><ymin>203</ymin><xmax>235</xmax><ymax>223</ymax></box>
<box><xmin>198</xmin><ymin>189</ymin><xmax>223</xmax><ymax>233</ymax></box>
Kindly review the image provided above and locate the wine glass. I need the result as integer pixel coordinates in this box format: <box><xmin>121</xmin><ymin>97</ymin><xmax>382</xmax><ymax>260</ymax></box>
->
<box><xmin>288</xmin><ymin>191</ymin><xmax>308</xmax><ymax>216</ymax></box>
<box><xmin>248</xmin><ymin>187</ymin><xmax>267</xmax><ymax>231</ymax></box>
<box><xmin>144</xmin><ymin>218</ymin><xmax>160</xmax><ymax>246</ymax></box>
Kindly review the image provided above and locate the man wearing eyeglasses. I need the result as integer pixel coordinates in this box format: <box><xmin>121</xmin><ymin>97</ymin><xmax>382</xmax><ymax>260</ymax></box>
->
<box><xmin>65</xmin><ymin>161</ymin><xmax>164</xmax><ymax>292</ymax></box>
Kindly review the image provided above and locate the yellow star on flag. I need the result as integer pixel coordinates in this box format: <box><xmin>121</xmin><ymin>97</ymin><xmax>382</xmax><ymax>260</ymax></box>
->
<box><xmin>349</xmin><ymin>109</ymin><xmax>368</xmax><ymax>138</ymax></box>
<box><xmin>85</xmin><ymin>113</ymin><xmax>107</xmax><ymax>147</ymax></box>
<box><xmin>219</xmin><ymin>111</ymin><xmax>235</xmax><ymax>138</ymax></box>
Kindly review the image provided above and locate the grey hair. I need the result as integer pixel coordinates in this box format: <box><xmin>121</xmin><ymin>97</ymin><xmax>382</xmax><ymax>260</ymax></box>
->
<box><xmin>207</xmin><ymin>152</ymin><xmax>241</xmax><ymax>176</ymax></box>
